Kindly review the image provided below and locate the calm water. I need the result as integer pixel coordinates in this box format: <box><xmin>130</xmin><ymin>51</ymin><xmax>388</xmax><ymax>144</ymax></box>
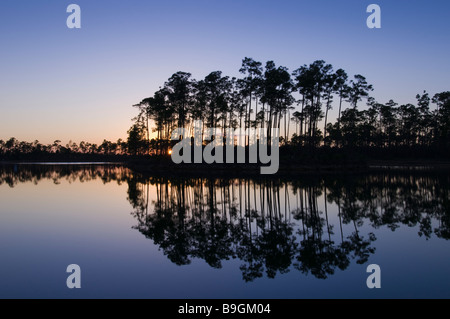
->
<box><xmin>0</xmin><ymin>164</ymin><xmax>449</xmax><ymax>299</ymax></box>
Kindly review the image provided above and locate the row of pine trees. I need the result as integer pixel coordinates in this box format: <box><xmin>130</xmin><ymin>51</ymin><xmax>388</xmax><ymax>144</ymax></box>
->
<box><xmin>1</xmin><ymin>58</ymin><xmax>449</xmax><ymax>157</ymax></box>
<box><xmin>130</xmin><ymin>58</ymin><xmax>450</xmax><ymax>154</ymax></box>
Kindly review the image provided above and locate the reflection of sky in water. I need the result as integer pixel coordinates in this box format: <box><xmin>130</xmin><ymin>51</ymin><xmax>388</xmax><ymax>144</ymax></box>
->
<box><xmin>0</xmin><ymin>166</ymin><xmax>449</xmax><ymax>298</ymax></box>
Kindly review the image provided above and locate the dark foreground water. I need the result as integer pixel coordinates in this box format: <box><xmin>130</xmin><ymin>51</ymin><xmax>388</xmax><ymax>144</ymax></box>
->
<box><xmin>0</xmin><ymin>164</ymin><xmax>449</xmax><ymax>299</ymax></box>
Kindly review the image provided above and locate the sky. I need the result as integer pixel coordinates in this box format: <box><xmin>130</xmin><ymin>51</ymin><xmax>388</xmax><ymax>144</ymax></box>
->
<box><xmin>0</xmin><ymin>0</ymin><xmax>449</xmax><ymax>144</ymax></box>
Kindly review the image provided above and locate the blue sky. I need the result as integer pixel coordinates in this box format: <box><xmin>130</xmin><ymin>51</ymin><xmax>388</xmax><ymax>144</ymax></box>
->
<box><xmin>0</xmin><ymin>0</ymin><xmax>449</xmax><ymax>144</ymax></box>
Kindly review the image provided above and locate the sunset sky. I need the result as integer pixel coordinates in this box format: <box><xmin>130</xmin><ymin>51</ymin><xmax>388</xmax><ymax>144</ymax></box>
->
<box><xmin>1</xmin><ymin>0</ymin><xmax>449</xmax><ymax>144</ymax></box>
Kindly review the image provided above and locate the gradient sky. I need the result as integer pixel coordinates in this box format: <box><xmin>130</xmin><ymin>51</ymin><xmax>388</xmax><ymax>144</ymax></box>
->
<box><xmin>1</xmin><ymin>0</ymin><xmax>449</xmax><ymax>144</ymax></box>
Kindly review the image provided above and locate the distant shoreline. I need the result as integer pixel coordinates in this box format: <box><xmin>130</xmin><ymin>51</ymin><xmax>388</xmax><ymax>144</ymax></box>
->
<box><xmin>0</xmin><ymin>161</ymin><xmax>122</xmax><ymax>165</ymax></box>
<box><xmin>129</xmin><ymin>160</ymin><xmax>450</xmax><ymax>177</ymax></box>
<box><xmin>3</xmin><ymin>158</ymin><xmax>450</xmax><ymax>178</ymax></box>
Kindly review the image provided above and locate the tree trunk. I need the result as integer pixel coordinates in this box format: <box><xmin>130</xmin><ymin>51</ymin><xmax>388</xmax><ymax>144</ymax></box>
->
<box><xmin>287</xmin><ymin>109</ymin><xmax>291</xmax><ymax>143</ymax></box>
<box><xmin>324</xmin><ymin>93</ymin><xmax>331</xmax><ymax>143</ymax></box>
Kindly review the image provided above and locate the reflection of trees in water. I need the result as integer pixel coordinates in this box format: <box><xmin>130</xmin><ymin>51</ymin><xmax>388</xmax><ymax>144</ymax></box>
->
<box><xmin>130</xmin><ymin>178</ymin><xmax>370</xmax><ymax>281</ymax></box>
<box><xmin>1</xmin><ymin>165</ymin><xmax>449</xmax><ymax>281</ymax></box>
<box><xmin>291</xmin><ymin>184</ymin><xmax>375</xmax><ymax>279</ymax></box>
<box><xmin>131</xmin><ymin>178</ymin><xmax>299</xmax><ymax>280</ymax></box>
<box><xmin>0</xmin><ymin>164</ymin><xmax>130</xmax><ymax>187</ymax></box>
<box><xmin>129</xmin><ymin>172</ymin><xmax>450</xmax><ymax>282</ymax></box>
<box><xmin>324</xmin><ymin>173</ymin><xmax>450</xmax><ymax>240</ymax></box>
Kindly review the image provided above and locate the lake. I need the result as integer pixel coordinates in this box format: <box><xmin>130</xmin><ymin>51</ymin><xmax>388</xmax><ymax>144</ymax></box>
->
<box><xmin>0</xmin><ymin>164</ymin><xmax>449</xmax><ymax>299</ymax></box>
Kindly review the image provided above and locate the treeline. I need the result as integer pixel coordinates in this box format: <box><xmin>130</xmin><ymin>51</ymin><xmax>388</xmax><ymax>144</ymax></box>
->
<box><xmin>2</xmin><ymin>57</ymin><xmax>449</xmax><ymax>162</ymax></box>
<box><xmin>326</xmin><ymin>91</ymin><xmax>450</xmax><ymax>149</ymax></box>
<box><xmin>0</xmin><ymin>138</ymin><xmax>129</xmax><ymax>161</ymax></box>
<box><xmin>130</xmin><ymin>57</ymin><xmax>450</xmax><ymax>154</ymax></box>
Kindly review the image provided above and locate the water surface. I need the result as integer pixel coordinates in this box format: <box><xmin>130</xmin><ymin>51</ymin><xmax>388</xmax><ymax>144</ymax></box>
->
<box><xmin>0</xmin><ymin>164</ymin><xmax>449</xmax><ymax>298</ymax></box>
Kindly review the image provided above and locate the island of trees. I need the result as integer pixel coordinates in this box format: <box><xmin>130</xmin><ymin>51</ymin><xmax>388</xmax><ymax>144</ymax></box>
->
<box><xmin>1</xmin><ymin>58</ymin><xmax>449</xmax><ymax>170</ymax></box>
